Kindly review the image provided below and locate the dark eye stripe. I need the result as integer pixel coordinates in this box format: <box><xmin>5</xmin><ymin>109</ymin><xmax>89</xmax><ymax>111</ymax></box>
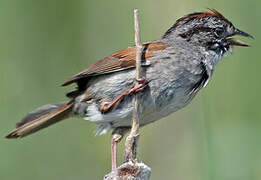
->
<box><xmin>179</xmin><ymin>26</ymin><xmax>213</xmax><ymax>40</ymax></box>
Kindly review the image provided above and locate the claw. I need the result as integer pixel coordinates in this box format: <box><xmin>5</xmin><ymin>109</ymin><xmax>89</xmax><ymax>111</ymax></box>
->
<box><xmin>128</xmin><ymin>77</ymin><xmax>148</xmax><ymax>94</ymax></box>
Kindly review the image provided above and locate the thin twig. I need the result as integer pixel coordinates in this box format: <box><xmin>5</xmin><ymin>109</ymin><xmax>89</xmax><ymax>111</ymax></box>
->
<box><xmin>131</xmin><ymin>9</ymin><xmax>142</xmax><ymax>134</ymax></box>
<box><xmin>104</xmin><ymin>9</ymin><xmax>151</xmax><ymax>179</ymax></box>
<box><xmin>124</xmin><ymin>9</ymin><xmax>142</xmax><ymax>162</ymax></box>
<box><xmin>134</xmin><ymin>9</ymin><xmax>142</xmax><ymax>81</ymax></box>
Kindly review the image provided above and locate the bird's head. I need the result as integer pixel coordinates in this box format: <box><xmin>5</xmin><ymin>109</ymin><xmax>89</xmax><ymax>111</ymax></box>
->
<box><xmin>163</xmin><ymin>9</ymin><xmax>253</xmax><ymax>55</ymax></box>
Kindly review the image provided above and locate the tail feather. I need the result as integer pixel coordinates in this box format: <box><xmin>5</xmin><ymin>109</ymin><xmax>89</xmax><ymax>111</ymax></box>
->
<box><xmin>5</xmin><ymin>101</ymin><xmax>74</xmax><ymax>139</ymax></box>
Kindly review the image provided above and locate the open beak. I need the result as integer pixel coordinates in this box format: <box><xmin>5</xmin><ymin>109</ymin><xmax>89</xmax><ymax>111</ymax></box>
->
<box><xmin>227</xmin><ymin>28</ymin><xmax>253</xmax><ymax>47</ymax></box>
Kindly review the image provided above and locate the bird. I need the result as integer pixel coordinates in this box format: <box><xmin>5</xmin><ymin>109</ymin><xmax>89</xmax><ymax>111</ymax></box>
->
<box><xmin>5</xmin><ymin>9</ymin><xmax>252</xmax><ymax>170</ymax></box>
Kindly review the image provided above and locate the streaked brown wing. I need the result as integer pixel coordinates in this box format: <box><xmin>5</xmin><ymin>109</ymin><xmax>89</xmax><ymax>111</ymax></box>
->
<box><xmin>62</xmin><ymin>41</ymin><xmax>167</xmax><ymax>86</ymax></box>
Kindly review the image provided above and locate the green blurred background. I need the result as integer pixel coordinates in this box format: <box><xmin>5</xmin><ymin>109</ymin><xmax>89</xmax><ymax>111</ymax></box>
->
<box><xmin>0</xmin><ymin>0</ymin><xmax>260</xmax><ymax>179</ymax></box>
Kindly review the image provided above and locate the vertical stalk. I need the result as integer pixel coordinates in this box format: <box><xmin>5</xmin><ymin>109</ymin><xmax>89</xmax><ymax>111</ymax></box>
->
<box><xmin>124</xmin><ymin>8</ymin><xmax>142</xmax><ymax>162</ymax></box>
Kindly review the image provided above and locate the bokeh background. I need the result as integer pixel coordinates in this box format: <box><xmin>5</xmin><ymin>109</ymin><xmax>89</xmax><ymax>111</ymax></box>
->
<box><xmin>0</xmin><ymin>0</ymin><xmax>260</xmax><ymax>179</ymax></box>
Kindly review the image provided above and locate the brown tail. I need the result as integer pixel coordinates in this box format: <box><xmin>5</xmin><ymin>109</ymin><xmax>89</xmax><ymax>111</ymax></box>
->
<box><xmin>5</xmin><ymin>101</ymin><xmax>74</xmax><ymax>139</ymax></box>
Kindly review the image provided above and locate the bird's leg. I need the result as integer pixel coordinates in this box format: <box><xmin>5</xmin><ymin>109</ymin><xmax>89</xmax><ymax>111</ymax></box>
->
<box><xmin>111</xmin><ymin>134</ymin><xmax>121</xmax><ymax>170</ymax></box>
<box><xmin>111</xmin><ymin>127</ymin><xmax>129</xmax><ymax>170</ymax></box>
<box><xmin>99</xmin><ymin>77</ymin><xmax>148</xmax><ymax>113</ymax></box>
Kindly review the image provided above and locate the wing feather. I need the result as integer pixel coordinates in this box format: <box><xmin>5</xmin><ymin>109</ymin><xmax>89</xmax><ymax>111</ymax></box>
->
<box><xmin>62</xmin><ymin>41</ymin><xmax>167</xmax><ymax>86</ymax></box>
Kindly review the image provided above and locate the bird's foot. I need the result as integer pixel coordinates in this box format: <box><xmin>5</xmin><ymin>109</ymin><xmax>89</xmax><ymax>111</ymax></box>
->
<box><xmin>99</xmin><ymin>77</ymin><xmax>148</xmax><ymax>113</ymax></box>
<box><xmin>128</xmin><ymin>77</ymin><xmax>148</xmax><ymax>94</ymax></box>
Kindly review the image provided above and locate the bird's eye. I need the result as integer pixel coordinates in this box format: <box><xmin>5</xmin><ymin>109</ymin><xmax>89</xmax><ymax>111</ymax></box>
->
<box><xmin>214</xmin><ymin>27</ymin><xmax>225</xmax><ymax>37</ymax></box>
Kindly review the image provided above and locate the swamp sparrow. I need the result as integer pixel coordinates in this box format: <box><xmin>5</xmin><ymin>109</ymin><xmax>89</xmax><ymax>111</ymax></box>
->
<box><xmin>6</xmin><ymin>9</ymin><xmax>252</xmax><ymax>169</ymax></box>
